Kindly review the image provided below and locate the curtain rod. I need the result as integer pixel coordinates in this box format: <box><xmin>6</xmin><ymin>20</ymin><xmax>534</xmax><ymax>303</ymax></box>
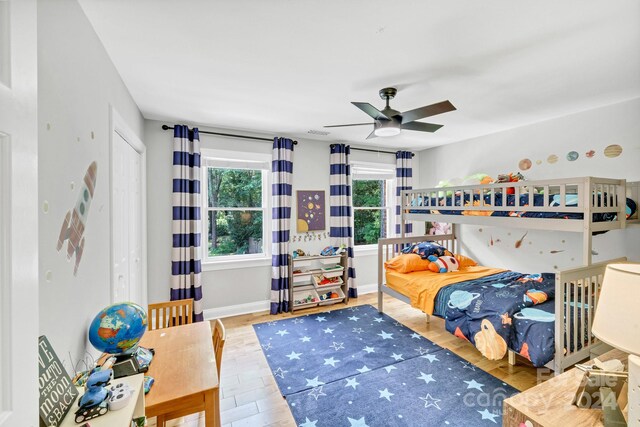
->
<box><xmin>161</xmin><ymin>125</ymin><xmax>297</xmax><ymax>145</ymax></box>
<box><xmin>330</xmin><ymin>144</ymin><xmax>415</xmax><ymax>157</ymax></box>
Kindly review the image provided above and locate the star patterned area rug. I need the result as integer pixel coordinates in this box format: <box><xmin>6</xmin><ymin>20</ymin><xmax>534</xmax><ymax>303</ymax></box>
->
<box><xmin>253</xmin><ymin>305</ymin><xmax>518</xmax><ymax>427</ymax></box>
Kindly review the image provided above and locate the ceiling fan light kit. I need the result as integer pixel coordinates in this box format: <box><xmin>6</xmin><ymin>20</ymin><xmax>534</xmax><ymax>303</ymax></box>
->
<box><xmin>374</xmin><ymin>120</ymin><xmax>401</xmax><ymax>137</ymax></box>
<box><xmin>325</xmin><ymin>87</ymin><xmax>456</xmax><ymax>140</ymax></box>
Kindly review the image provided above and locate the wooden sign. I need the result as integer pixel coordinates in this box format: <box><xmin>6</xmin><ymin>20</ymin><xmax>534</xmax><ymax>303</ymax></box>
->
<box><xmin>38</xmin><ymin>336</ymin><xmax>78</xmax><ymax>427</ymax></box>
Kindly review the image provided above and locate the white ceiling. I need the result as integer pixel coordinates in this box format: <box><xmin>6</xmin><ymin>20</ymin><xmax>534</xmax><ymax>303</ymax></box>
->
<box><xmin>79</xmin><ymin>0</ymin><xmax>640</xmax><ymax>151</ymax></box>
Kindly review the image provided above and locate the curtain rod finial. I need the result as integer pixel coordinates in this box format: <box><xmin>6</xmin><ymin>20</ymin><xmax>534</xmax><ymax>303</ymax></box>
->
<box><xmin>162</xmin><ymin>125</ymin><xmax>170</xmax><ymax>130</ymax></box>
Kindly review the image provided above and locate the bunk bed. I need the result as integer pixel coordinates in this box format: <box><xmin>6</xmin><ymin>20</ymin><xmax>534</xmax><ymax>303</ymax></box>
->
<box><xmin>377</xmin><ymin>177</ymin><xmax>639</xmax><ymax>373</ymax></box>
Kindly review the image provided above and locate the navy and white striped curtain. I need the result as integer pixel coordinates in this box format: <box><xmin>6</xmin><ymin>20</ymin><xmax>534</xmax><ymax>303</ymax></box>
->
<box><xmin>171</xmin><ymin>125</ymin><xmax>203</xmax><ymax>322</ymax></box>
<box><xmin>270</xmin><ymin>138</ymin><xmax>295</xmax><ymax>314</ymax></box>
<box><xmin>395</xmin><ymin>150</ymin><xmax>414</xmax><ymax>237</ymax></box>
<box><xmin>330</xmin><ymin>144</ymin><xmax>357</xmax><ymax>298</ymax></box>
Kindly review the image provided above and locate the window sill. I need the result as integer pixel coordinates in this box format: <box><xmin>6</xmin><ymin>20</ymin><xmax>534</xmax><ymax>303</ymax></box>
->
<box><xmin>202</xmin><ymin>256</ymin><xmax>272</xmax><ymax>271</ymax></box>
<box><xmin>353</xmin><ymin>245</ymin><xmax>378</xmax><ymax>257</ymax></box>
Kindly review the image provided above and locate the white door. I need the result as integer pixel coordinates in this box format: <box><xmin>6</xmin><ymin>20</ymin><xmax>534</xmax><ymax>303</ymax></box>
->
<box><xmin>111</xmin><ymin>109</ymin><xmax>146</xmax><ymax>306</ymax></box>
<box><xmin>0</xmin><ymin>1</ymin><xmax>39</xmax><ymax>426</ymax></box>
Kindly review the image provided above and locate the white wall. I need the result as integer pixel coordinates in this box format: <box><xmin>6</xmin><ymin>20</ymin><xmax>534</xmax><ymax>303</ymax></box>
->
<box><xmin>145</xmin><ymin>120</ymin><xmax>412</xmax><ymax>314</ymax></box>
<box><xmin>38</xmin><ymin>0</ymin><xmax>144</xmax><ymax>374</ymax></box>
<box><xmin>418</xmin><ymin>98</ymin><xmax>640</xmax><ymax>272</ymax></box>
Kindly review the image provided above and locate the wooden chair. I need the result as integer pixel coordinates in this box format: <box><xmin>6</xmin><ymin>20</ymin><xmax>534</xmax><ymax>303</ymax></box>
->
<box><xmin>212</xmin><ymin>319</ymin><xmax>226</xmax><ymax>378</ymax></box>
<box><xmin>147</xmin><ymin>298</ymin><xmax>193</xmax><ymax>331</ymax></box>
<box><xmin>156</xmin><ymin>318</ymin><xmax>226</xmax><ymax>427</ymax></box>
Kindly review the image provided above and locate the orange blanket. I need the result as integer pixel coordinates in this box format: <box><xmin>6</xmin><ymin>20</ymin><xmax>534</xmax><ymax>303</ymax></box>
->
<box><xmin>385</xmin><ymin>266</ymin><xmax>506</xmax><ymax>315</ymax></box>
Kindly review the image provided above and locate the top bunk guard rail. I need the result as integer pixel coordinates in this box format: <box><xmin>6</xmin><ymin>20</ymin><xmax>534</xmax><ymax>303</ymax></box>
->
<box><xmin>401</xmin><ymin>177</ymin><xmax>628</xmax><ymax>235</ymax></box>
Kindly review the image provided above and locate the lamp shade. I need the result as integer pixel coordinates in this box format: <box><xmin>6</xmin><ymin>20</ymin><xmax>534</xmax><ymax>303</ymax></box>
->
<box><xmin>591</xmin><ymin>263</ymin><xmax>640</xmax><ymax>356</ymax></box>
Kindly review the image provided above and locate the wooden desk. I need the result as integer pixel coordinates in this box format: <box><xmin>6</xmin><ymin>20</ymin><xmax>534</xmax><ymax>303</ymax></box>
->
<box><xmin>503</xmin><ymin>349</ymin><xmax>628</xmax><ymax>427</ymax></box>
<box><xmin>140</xmin><ymin>322</ymin><xmax>219</xmax><ymax>427</ymax></box>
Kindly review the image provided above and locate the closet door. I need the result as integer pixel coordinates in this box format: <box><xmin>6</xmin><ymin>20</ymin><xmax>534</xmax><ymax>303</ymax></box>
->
<box><xmin>111</xmin><ymin>127</ymin><xmax>144</xmax><ymax>306</ymax></box>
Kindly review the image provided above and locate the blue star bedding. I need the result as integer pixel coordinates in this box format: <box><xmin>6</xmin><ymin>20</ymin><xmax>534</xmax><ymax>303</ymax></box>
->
<box><xmin>409</xmin><ymin>192</ymin><xmax>637</xmax><ymax>221</ymax></box>
<box><xmin>432</xmin><ymin>271</ymin><xmax>560</xmax><ymax>367</ymax></box>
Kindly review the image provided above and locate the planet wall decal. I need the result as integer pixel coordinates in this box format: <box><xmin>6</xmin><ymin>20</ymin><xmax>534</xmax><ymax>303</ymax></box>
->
<box><xmin>547</xmin><ymin>154</ymin><xmax>558</xmax><ymax>164</ymax></box>
<box><xmin>566</xmin><ymin>151</ymin><xmax>579</xmax><ymax>161</ymax></box>
<box><xmin>585</xmin><ymin>150</ymin><xmax>595</xmax><ymax>158</ymax></box>
<box><xmin>604</xmin><ymin>144</ymin><xmax>623</xmax><ymax>158</ymax></box>
<box><xmin>518</xmin><ymin>158</ymin><xmax>532</xmax><ymax>171</ymax></box>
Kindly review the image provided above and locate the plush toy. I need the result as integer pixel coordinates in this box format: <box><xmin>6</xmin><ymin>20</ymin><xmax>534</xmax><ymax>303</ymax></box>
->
<box><xmin>427</xmin><ymin>255</ymin><xmax>460</xmax><ymax>273</ymax></box>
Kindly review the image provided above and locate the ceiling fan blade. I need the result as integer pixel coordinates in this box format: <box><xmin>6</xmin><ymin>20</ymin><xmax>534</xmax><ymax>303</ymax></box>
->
<box><xmin>366</xmin><ymin>129</ymin><xmax>378</xmax><ymax>139</ymax></box>
<box><xmin>400</xmin><ymin>100</ymin><xmax>456</xmax><ymax>124</ymax></box>
<box><xmin>352</xmin><ymin>102</ymin><xmax>389</xmax><ymax>120</ymax></box>
<box><xmin>401</xmin><ymin>122</ymin><xmax>444</xmax><ymax>133</ymax></box>
<box><xmin>324</xmin><ymin>122</ymin><xmax>373</xmax><ymax>128</ymax></box>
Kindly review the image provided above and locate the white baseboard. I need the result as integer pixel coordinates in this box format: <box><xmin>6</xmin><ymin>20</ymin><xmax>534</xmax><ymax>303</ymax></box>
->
<box><xmin>356</xmin><ymin>283</ymin><xmax>378</xmax><ymax>295</ymax></box>
<box><xmin>202</xmin><ymin>284</ymin><xmax>379</xmax><ymax>319</ymax></box>
<box><xmin>203</xmin><ymin>299</ymin><xmax>270</xmax><ymax>320</ymax></box>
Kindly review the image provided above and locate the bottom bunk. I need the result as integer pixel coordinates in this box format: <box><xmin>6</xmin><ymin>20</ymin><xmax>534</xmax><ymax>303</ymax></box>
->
<box><xmin>377</xmin><ymin>234</ymin><xmax>624</xmax><ymax>373</ymax></box>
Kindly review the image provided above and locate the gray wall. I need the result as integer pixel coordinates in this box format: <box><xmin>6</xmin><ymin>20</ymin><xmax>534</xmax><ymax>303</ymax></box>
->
<box><xmin>418</xmin><ymin>98</ymin><xmax>640</xmax><ymax>272</ymax></box>
<box><xmin>38</xmin><ymin>0</ymin><xmax>144</xmax><ymax>374</ymax></box>
<box><xmin>145</xmin><ymin>120</ymin><xmax>413</xmax><ymax>315</ymax></box>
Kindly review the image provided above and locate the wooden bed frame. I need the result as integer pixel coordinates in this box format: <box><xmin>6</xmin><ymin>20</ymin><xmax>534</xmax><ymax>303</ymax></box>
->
<box><xmin>377</xmin><ymin>176</ymin><xmax>638</xmax><ymax>373</ymax></box>
<box><xmin>377</xmin><ymin>233</ymin><xmax>626</xmax><ymax>373</ymax></box>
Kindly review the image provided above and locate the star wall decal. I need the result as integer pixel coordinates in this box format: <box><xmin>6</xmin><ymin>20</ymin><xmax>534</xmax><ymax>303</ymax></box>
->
<box><xmin>419</xmin><ymin>393</ymin><xmax>441</xmax><ymax>410</ymax></box>
<box><xmin>379</xmin><ymin>388</ymin><xmax>394</xmax><ymax>401</ymax></box>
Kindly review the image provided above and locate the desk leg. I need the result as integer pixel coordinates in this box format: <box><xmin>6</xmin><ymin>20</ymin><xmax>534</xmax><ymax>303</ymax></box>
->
<box><xmin>156</xmin><ymin>415</ymin><xmax>166</xmax><ymax>427</ymax></box>
<box><xmin>204</xmin><ymin>389</ymin><xmax>220</xmax><ymax>427</ymax></box>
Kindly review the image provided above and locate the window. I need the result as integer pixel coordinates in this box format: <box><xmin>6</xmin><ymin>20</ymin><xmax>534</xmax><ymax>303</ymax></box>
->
<box><xmin>201</xmin><ymin>149</ymin><xmax>271</xmax><ymax>263</ymax></box>
<box><xmin>351</xmin><ymin>162</ymin><xmax>396</xmax><ymax>246</ymax></box>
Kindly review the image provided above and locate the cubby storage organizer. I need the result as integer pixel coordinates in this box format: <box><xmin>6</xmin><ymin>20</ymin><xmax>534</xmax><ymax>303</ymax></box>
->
<box><xmin>289</xmin><ymin>253</ymin><xmax>349</xmax><ymax>312</ymax></box>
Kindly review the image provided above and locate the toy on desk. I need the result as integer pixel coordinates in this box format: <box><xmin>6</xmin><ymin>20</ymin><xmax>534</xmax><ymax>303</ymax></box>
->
<box><xmin>320</xmin><ymin>245</ymin><xmax>345</xmax><ymax>256</ymax></box>
<box><xmin>75</xmin><ymin>369</ymin><xmax>112</xmax><ymax>423</ymax></box>
<box><xmin>107</xmin><ymin>382</ymin><xmax>133</xmax><ymax>411</ymax></box>
<box><xmin>143</xmin><ymin>376</ymin><xmax>155</xmax><ymax>394</ymax></box>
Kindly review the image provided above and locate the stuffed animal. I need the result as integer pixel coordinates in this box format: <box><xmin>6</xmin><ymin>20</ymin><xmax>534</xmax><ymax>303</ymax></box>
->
<box><xmin>427</xmin><ymin>255</ymin><xmax>459</xmax><ymax>273</ymax></box>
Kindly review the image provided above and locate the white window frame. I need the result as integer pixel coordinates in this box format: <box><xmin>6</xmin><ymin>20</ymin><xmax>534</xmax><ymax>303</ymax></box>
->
<box><xmin>200</xmin><ymin>148</ymin><xmax>271</xmax><ymax>270</ymax></box>
<box><xmin>351</xmin><ymin>161</ymin><xmax>396</xmax><ymax>254</ymax></box>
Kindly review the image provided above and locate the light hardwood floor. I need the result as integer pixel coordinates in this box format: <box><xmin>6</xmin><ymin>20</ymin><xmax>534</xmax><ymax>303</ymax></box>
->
<box><xmin>151</xmin><ymin>292</ymin><xmax>544</xmax><ymax>427</ymax></box>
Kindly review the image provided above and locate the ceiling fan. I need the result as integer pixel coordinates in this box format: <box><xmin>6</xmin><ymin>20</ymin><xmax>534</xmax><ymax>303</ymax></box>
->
<box><xmin>325</xmin><ymin>87</ymin><xmax>456</xmax><ymax>139</ymax></box>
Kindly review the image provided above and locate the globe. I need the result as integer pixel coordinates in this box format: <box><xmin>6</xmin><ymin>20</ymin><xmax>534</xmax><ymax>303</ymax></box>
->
<box><xmin>88</xmin><ymin>302</ymin><xmax>148</xmax><ymax>355</ymax></box>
